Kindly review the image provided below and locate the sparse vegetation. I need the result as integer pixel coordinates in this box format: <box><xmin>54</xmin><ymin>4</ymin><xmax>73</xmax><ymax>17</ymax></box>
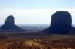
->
<box><xmin>0</xmin><ymin>33</ymin><xmax>75</xmax><ymax>49</ymax></box>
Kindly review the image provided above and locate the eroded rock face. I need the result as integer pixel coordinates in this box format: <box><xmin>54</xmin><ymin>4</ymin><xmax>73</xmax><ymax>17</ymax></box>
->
<box><xmin>0</xmin><ymin>15</ymin><xmax>24</xmax><ymax>32</ymax></box>
<box><xmin>5</xmin><ymin>15</ymin><xmax>15</xmax><ymax>26</ymax></box>
<box><xmin>50</xmin><ymin>11</ymin><xmax>72</xmax><ymax>34</ymax></box>
<box><xmin>43</xmin><ymin>11</ymin><xmax>73</xmax><ymax>34</ymax></box>
<box><xmin>2</xmin><ymin>15</ymin><xmax>15</xmax><ymax>30</ymax></box>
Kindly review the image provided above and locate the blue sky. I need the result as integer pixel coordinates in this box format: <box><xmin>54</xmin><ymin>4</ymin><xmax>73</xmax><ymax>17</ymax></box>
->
<box><xmin>0</xmin><ymin>0</ymin><xmax>75</xmax><ymax>24</ymax></box>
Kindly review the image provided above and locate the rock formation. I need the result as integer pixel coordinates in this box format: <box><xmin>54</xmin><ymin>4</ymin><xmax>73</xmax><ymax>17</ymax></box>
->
<box><xmin>43</xmin><ymin>11</ymin><xmax>75</xmax><ymax>34</ymax></box>
<box><xmin>0</xmin><ymin>15</ymin><xmax>24</xmax><ymax>32</ymax></box>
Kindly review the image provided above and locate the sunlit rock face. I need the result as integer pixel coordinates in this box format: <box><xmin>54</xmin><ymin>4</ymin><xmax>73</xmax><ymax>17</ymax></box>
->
<box><xmin>43</xmin><ymin>11</ymin><xmax>73</xmax><ymax>34</ymax></box>
<box><xmin>0</xmin><ymin>15</ymin><xmax>24</xmax><ymax>32</ymax></box>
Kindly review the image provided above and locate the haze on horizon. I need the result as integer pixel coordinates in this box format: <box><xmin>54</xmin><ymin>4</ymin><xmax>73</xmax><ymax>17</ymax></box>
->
<box><xmin>0</xmin><ymin>0</ymin><xmax>75</xmax><ymax>24</ymax></box>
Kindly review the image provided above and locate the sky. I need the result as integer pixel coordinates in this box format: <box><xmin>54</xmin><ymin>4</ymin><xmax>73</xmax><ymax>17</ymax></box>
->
<box><xmin>0</xmin><ymin>0</ymin><xmax>75</xmax><ymax>24</ymax></box>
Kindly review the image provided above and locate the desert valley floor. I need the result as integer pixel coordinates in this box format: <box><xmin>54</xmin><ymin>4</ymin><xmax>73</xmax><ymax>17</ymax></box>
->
<box><xmin>0</xmin><ymin>32</ymin><xmax>75</xmax><ymax>49</ymax></box>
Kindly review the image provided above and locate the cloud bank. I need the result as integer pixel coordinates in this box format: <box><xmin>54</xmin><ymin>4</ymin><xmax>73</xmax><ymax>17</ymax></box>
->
<box><xmin>0</xmin><ymin>8</ymin><xmax>75</xmax><ymax>24</ymax></box>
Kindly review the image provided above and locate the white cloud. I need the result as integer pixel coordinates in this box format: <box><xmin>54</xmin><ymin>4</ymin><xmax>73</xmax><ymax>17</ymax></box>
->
<box><xmin>0</xmin><ymin>8</ymin><xmax>75</xmax><ymax>24</ymax></box>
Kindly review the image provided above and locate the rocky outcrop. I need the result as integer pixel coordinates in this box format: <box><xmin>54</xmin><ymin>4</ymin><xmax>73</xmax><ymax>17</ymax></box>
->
<box><xmin>0</xmin><ymin>15</ymin><xmax>24</xmax><ymax>32</ymax></box>
<box><xmin>43</xmin><ymin>11</ymin><xmax>74</xmax><ymax>34</ymax></box>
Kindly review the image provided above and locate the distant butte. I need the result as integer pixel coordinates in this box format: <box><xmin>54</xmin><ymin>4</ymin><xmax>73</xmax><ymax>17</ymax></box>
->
<box><xmin>0</xmin><ymin>15</ymin><xmax>24</xmax><ymax>32</ymax></box>
<box><xmin>43</xmin><ymin>11</ymin><xmax>75</xmax><ymax>34</ymax></box>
